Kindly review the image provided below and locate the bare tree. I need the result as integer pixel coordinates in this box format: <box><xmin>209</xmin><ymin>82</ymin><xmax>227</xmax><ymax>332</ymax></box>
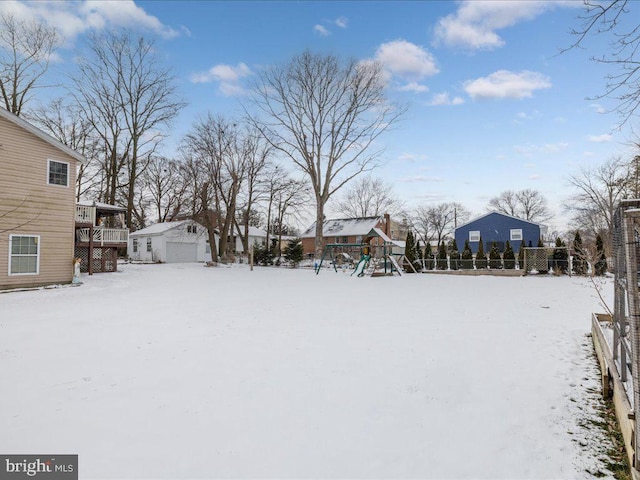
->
<box><xmin>247</xmin><ymin>50</ymin><xmax>404</xmax><ymax>258</ymax></box>
<box><xmin>183</xmin><ymin>115</ymin><xmax>248</xmax><ymax>261</ymax></box>
<box><xmin>488</xmin><ymin>189</ymin><xmax>553</xmax><ymax>223</ymax></box>
<box><xmin>235</xmin><ymin>128</ymin><xmax>272</xmax><ymax>254</ymax></box>
<box><xmin>0</xmin><ymin>13</ymin><xmax>61</xmax><ymax>116</ymax></box>
<box><xmin>332</xmin><ymin>175</ymin><xmax>404</xmax><ymax>218</ymax></box>
<box><xmin>565</xmin><ymin>0</ymin><xmax>640</xmax><ymax>126</ymax></box>
<box><xmin>72</xmin><ymin>31</ymin><xmax>185</xmax><ymax>228</ymax></box>
<box><xmin>141</xmin><ymin>156</ymin><xmax>187</xmax><ymax>224</ymax></box>
<box><xmin>565</xmin><ymin>156</ymin><xmax>629</xmax><ymax>239</ymax></box>
<box><xmin>28</xmin><ymin>99</ymin><xmax>102</xmax><ymax>201</ymax></box>
<box><xmin>413</xmin><ymin>202</ymin><xmax>469</xmax><ymax>247</ymax></box>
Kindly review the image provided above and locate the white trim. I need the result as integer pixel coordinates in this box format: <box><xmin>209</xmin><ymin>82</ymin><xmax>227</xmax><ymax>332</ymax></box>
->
<box><xmin>47</xmin><ymin>159</ymin><xmax>69</xmax><ymax>187</ymax></box>
<box><xmin>8</xmin><ymin>234</ymin><xmax>41</xmax><ymax>276</ymax></box>
<box><xmin>510</xmin><ymin>228</ymin><xmax>523</xmax><ymax>241</ymax></box>
<box><xmin>469</xmin><ymin>230</ymin><xmax>480</xmax><ymax>242</ymax></box>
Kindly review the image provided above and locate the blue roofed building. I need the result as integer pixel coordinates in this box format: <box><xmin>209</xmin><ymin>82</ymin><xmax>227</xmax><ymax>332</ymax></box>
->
<box><xmin>454</xmin><ymin>212</ymin><xmax>544</xmax><ymax>254</ymax></box>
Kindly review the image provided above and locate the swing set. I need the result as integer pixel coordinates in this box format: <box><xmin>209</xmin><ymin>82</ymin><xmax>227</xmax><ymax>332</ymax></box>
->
<box><xmin>314</xmin><ymin>227</ymin><xmax>413</xmax><ymax>276</ymax></box>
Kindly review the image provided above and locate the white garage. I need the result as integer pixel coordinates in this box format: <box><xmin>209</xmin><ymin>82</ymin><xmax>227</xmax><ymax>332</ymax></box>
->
<box><xmin>128</xmin><ymin>220</ymin><xmax>215</xmax><ymax>263</ymax></box>
<box><xmin>166</xmin><ymin>242</ymin><xmax>198</xmax><ymax>263</ymax></box>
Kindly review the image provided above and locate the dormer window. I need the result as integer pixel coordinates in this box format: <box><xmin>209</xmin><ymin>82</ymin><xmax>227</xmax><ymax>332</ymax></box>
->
<box><xmin>48</xmin><ymin>159</ymin><xmax>69</xmax><ymax>186</ymax></box>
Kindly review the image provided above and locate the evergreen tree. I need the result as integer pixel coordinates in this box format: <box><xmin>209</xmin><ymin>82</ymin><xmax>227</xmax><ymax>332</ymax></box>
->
<box><xmin>518</xmin><ymin>240</ymin><xmax>525</xmax><ymax>270</ymax></box>
<box><xmin>283</xmin><ymin>238</ymin><xmax>304</xmax><ymax>267</ymax></box>
<box><xmin>404</xmin><ymin>230</ymin><xmax>417</xmax><ymax>273</ymax></box>
<box><xmin>552</xmin><ymin>237</ymin><xmax>568</xmax><ymax>274</ymax></box>
<box><xmin>595</xmin><ymin>233</ymin><xmax>608</xmax><ymax>276</ymax></box>
<box><xmin>254</xmin><ymin>242</ymin><xmax>274</xmax><ymax>266</ymax></box>
<box><xmin>424</xmin><ymin>242</ymin><xmax>434</xmax><ymax>270</ymax></box>
<box><xmin>461</xmin><ymin>240</ymin><xmax>473</xmax><ymax>269</ymax></box>
<box><xmin>436</xmin><ymin>240</ymin><xmax>448</xmax><ymax>270</ymax></box>
<box><xmin>537</xmin><ymin>237</ymin><xmax>544</xmax><ymax>247</ymax></box>
<box><xmin>503</xmin><ymin>240</ymin><xmax>516</xmax><ymax>269</ymax></box>
<box><xmin>489</xmin><ymin>241</ymin><xmax>502</xmax><ymax>269</ymax></box>
<box><xmin>475</xmin><ymin>236</ymin><xmax>487</xmax><ymax>269</ymax></box>
<box><xmin>449</xmin><ymin>238</ymin><xmax>460</xmax><ymax>270</ymax></box>
<box><xmin>415</xmin><ymin>239</ymin><xmax>423</xmax><ymax>272</ymax></box>
<box><xmin>572</xmin><ymin>231</ymin><xmax>587</xmax><ymax>275</ymax></box>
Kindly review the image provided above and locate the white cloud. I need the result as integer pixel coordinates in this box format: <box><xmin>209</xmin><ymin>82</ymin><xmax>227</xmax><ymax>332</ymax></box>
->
<box><xmin>190</xmin><ymin>62</ymin><xmax>252</xmax><ymax>97</ymax></box>
<box><xmin>428</xmin><ymin>92</ymin><xmax>465</xmax><ymax>106</ymax></box>
<box><xmin>314</xmin><ymin>24</ymin><xmax>330</xmax><ymax>36</ymax></box>
<box><xmin>398</xmin><ymin>175</ymin><xmax>443</xmax><ymax>183</ymax></box>
<box><xmin>529</xmin><ymin>174</ymin><xmax>541</xmax><ymax>180</ymax></box>
<box><xmin>589</xmin><ymin>103</ymin><xmax>607</xmax><ymax>114</ymax></box>
<box><xmin>514</xmin><ymin>142</ymin><xmax>568</xmax><ymax>157</ymax></box>
<box><xmin>374</xmin><ymin>40</ymin><xmax>439</xmax><ymax>81</ymax></box>
<box><xmin>335</xmin><ymin>17</ymin><xmax>348</xmax><ymax>28</ymax></box>
<box><xmin>588</xmin><ymin>134</ymin><xmax>613</xmax><ymax>143</ymax></box>
<box><xmin>464</xmin><ymin>70</ymin><xmax>551</xmax><ymax>100</ymax></box>
<box><xmin>397</xmin><ymin>82</ymin><xmax>429</xmax><ymax>93</ymax></box>
<box><xmin>0</xmin><ymin>0</ymin><xmax>179</xmax><ymax>41</ymax></box>
<box><xmin>433</xmin><ymin>1</ymin><xmax>563</xmax><ymax>51</ymax></box>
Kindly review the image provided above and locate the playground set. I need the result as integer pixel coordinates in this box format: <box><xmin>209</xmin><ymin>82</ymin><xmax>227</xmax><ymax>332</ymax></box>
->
<box><xmin>314</xmin><ymin>227</ymin><xmax>414</xmax><ymax>277</ymax></box>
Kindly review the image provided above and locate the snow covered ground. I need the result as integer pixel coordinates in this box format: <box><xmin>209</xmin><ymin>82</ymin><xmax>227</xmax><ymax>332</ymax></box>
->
<box><xmin>0</xmin><ymin>263</ymin><xmax>619</xmax><ymax>479</ymax></box>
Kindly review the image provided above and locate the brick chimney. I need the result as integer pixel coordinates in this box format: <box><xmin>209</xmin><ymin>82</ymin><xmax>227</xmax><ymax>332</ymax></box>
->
<box><xmin>384</xmin><ymin>213</ymin><xmax>391</xmax><ymax>237</ymax></box>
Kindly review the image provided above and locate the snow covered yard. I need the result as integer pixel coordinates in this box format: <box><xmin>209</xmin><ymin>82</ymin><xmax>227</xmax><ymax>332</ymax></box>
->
<box><xmin>0</xmin><ymin>263</ymin><xmax>618</xmax><ymax>479</ymax></box>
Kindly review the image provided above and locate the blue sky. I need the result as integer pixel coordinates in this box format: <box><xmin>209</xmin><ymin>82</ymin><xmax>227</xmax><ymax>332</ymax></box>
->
<box><xmin>3</xmin><ymin>1</ymin><xmax>635</xmax><ymax>231</ymax></box>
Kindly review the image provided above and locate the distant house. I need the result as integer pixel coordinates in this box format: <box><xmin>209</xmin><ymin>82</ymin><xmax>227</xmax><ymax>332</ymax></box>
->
<box><xmin>454</xmin><ymin>211</ymin><xmax>543</xmax><ymax>254</ymax></box>
<box><xmin>300</xmin><ymin>214</ymin><xmax>393</xmax><ymax>256</ymax></box>
<box><xmin>128</xmin><ymin>220</ymin><xmax>214</xmax><ymax>263</ymax></box>
<box><xmin>0</xmin><ymin>108</ymin><xmax>85</xmax><ymax>289</ymax></box>
<box><xmin>230</xmin><ymin>225</ymin><xmax>268</xmax><ymax>254</ymax></box>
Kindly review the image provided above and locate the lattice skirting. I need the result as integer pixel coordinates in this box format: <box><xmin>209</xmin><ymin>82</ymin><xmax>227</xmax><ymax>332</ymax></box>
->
<box><xmin>74</xmin><ymin>247</ymin><xmax>118</xmax><ymax>273</ymax></box>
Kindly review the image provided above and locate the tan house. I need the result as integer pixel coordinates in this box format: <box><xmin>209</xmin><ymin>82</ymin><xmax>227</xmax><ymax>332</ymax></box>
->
<box><xmin>0</xmin><ymin>108</ymin><xmax>85</xmax><ymax>290</ymax></box>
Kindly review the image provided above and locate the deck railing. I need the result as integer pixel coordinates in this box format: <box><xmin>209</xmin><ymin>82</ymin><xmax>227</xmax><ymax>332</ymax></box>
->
<box><xmin>76</xmin><ymin>227</ymin><xmax>129</xmax><ymax>245</ymax></box>
<box><xmin>75</xmin><ymin>205</ymin><xmax>96</xmax><ymax>224</ymax></box>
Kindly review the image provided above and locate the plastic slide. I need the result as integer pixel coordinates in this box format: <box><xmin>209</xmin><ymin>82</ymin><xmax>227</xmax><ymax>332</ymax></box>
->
<box><xmin>351</xmin><ymin>256</ymin><xmax>369</xmax><ymax>277</ymax></box>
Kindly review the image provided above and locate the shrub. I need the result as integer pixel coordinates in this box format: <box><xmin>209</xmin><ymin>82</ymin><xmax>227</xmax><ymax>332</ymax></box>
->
<box><xmin>461</xmin><ymin>240</ymin><xmax>473</xmax><ymax>269</ymax></box>
<box><xmin>424</xmin><ymin>243</ymin><xmax>434</xmax><ymax>270</ymax></box>
<box><xmin>572</xmin><ymin>231</ymin><xmax>587</xmax><ymax>275</ymax></box>
<box><xmin>449</xmin><ymin>238</ymin><xmax>460</xmax><ymax>270</ymax></box>
<box><xmin>475</xmin><ymin>236</ymin><xmax>487</xmax><ymax>269</ymax></box>
<box><xmin>503</xmin><ymin>240</ymin><xmax>516</xmax><ymax>269</ymax></box>
<box><xmin>489</xmin><ymin>241</ymin><xmax>502</xmax><ymax>269</ymax></box>
<box><xmin>552</xmin><ymin>237</ymin><xmax>568</xmax><ymax>274</ymax></box>
<box><xmin>283</xmin><ymin>238</ymin><xmax>304</xmax><ymax>267</ymax></box>
<box><xmin>436</xmin><ymin>241</ymin><xmax>448</xmax><ymax>270</ymax></box>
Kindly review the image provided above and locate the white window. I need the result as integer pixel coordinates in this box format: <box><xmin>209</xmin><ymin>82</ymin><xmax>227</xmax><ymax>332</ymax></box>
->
<box><xmin>510</xmin><ymin>229</ymin><xmax>523</xmax><ymax>241</ymax></box>
<box><xmin>187</xmin><ymin>225</ymin><xmax>197</xmax><ymax>234</ymax></box>
<box><xmin>9</xmin><ymin>235</ymin><xmax>40</xmax><ymax>275</ymax></box>
<box><xmin>146</xmin><ymin>238</ymin><xmax>152</xmax><ymax>252</ymax></box>
<box><xmin>47</xmin><ymin>159</ymin><xmax>69</xmax><ymax>186</ymax></box>
<box><xmin>132</xmin><ymin>238</ymin><xmax>138</xmax><ymax>253</ymax></box>
<box><xmin>469</xmin><ymin>231</ymin><xmax>480</xmax><ymax>242</ymax></box>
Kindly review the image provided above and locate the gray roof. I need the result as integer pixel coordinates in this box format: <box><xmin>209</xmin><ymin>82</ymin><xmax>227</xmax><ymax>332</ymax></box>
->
<box><xmin>301</xmin><ymin>216</ymin><xmax>382</xmax><ymax>238</ymax></box>
<box><xmin>0</xmin><ymin>107</ymin><xmax>86</xmax><ymax>164</ymax></box>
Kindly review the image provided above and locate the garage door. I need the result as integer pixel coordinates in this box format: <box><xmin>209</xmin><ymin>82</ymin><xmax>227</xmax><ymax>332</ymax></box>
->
<box><xmin>166</xmin><ymin>242</ymin><xmax>198</xmax><ymax>263</ymax></box>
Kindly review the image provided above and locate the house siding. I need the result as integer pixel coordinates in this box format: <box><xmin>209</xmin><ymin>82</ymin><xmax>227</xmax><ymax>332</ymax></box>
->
<box><xmin>454</xmin><ymin>212</ymin><xmax>540</xmax><ymax>254</ymax></box>
<box><xmin>0</xmin><ymin>115</ymin><xmax>78</xmax><ymax>289</ymax></box>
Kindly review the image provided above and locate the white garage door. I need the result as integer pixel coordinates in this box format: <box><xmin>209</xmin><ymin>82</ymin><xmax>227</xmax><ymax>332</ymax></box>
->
<box><xmin>166</xmin><ymin>242</ymin><xmax>198</xmax><ymax>263</ymax></box>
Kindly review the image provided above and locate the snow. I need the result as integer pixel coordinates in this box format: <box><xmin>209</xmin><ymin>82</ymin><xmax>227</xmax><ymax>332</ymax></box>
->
<box><xmin>0</xmin><ymin>263</ymin><xmax>619</xmax><ymax>479</ymax></box>
<box><xmin>301</xmin><ymin>217</ymin><xmax>381</xmax><ymax>238</ymax></box>
<box><xmin>129</xmin><ymin>220</ymin><xmax>189</xmax><ymax>236</ymax></box>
